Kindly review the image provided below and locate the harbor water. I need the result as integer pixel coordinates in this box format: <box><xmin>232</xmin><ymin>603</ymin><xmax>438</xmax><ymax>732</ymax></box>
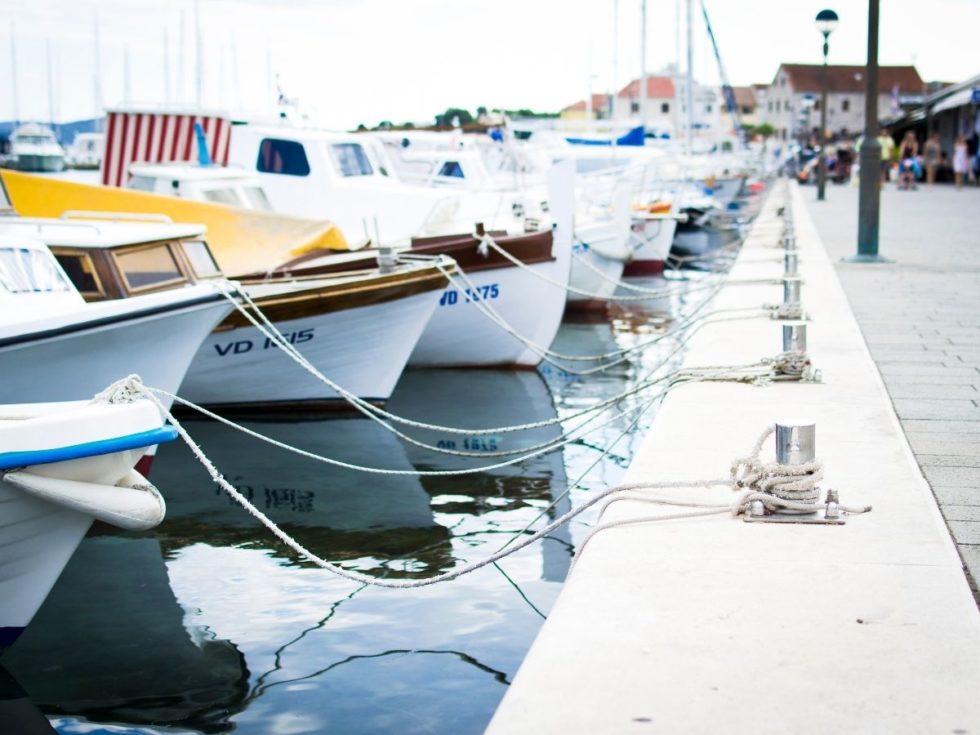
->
<box><xmin>0</xmin><ymin>263</ymin><xmax>737</xmax><ymax>734</ymax></box>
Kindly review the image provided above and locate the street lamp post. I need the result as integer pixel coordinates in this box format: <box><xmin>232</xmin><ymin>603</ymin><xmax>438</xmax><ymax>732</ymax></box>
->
<box><xmin>847</xmin><ymin>0</ymin><xmax>889</xmax><ymax>262</ymax></box>
<box><xmin>815</xmin><ymin>9</ymin><xmax>839</xmax><ymax>201</ymax></box>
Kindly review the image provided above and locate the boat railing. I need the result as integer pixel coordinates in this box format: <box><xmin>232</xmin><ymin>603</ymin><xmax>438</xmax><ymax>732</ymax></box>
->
<box><xmin>60</xmin><ymin>210</ymin><xmax>175</xmax><ymax>225</ymax></box>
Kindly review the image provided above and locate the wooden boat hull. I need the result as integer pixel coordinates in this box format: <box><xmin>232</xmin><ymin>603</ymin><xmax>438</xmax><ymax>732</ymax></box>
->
<box><xmin>409</xmin><ymin>231</ymin><xmax>568</xmax><ymax>367</ymax></box>
<box><xmin>271</xmin><ymin>230</ymin><xmax>569</xmax><ymax>369</ymax></box>
<box><xmin>181</xmin><ymin>264</ymin><xmax>448</xmax><ymax>407</ymax></box>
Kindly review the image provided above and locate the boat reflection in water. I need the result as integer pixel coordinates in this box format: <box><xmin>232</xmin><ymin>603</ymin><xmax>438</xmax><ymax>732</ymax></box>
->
<box><xmin>387</xmin><ymin>369</ymin><xmax>571</xmax><ymax>583</ymax></box>
<box><xmin>1</xmin><ymin>536</ymin><xmax>249</xmax><ymax>733</ymax></box>
<box><xmin>1</xmin><ymin>370</ymin><xmax>572</xmax><ymax>733</ymax></box>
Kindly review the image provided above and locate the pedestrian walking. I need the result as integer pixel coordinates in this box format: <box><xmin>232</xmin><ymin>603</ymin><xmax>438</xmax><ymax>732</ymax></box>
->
<box><xmin>953</xmin><ymin>134</ymin><xmax>969</xmax><ymax>189</ymax></box>
<box><xmin>924</xmin><ymin>132</ymin><xmax>941</xmax><ymax>186</ymax></box>
<box><xmin>897</xmin><ymin>131</ymin><xmax>919</xmax><ymax>190</ymax></box>
<box><xmin>877</xmin><ymin>129</ymin><xmax>895</xmax><ymax>184</ymax></box>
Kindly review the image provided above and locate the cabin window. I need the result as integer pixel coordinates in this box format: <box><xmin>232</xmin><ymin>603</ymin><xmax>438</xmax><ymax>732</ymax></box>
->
<box><xmin>242</xmin><ymin>185</ymin><xmax>273</xmax><ymax>211</ymax></box>
<box><xmin>127</xmin><ymin>175</ymin><xmax>157</xmax><ymax>192</ymax></box>
<box><xmin>182</xmin><ymin>240</ymin><xmax>222</xmax><ymax>278</ymax></box>
<box><xmin>113</xmin><ymin>243</ymin><xmax>186</xmax><ymax>292</ymax></box>
<box><xmin>0</xmin><ymin>247</ymin><xmax>72</xmax><ymax>294</ymax></box>
<box><xmin>437</xmin><ymin>161</ymin><xmax>465</xmax><ymax>178</ymax></box>
<box><xmin>53</xmin><ymin>251</ymin><xmax>104</xmax><ymax>297</ymax></box>
<box><xmin>202</xmin><ymin>187</ymin><xmax>244</xmax><ymax>207</ymax></box>
<box><xmin>257</xmin><ymin>138</ymin><xmax>311</xmax><ymax>176</ymax></box>
<box><xmin>330</xmin><ymin>143</ymin><xmax>374</xmax><ymax>177</ymax></box>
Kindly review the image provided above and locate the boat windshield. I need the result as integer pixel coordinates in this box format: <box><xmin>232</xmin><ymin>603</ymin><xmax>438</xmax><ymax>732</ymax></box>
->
<box><xmin>330</xmin><ymin>143</ymin><xmax>374</xmax><ymax>177</ymax></box>
<box><xmin>241</xmin><ymin>185</ymin><xmax>273</xmax><ymax>211</ymax></box>
<box><xmin>17</xmin><ymin>135</ymin><xmax>54</xmax><ymax>145</ymax></box>
<box><xmin>202</xmin><ymin>187</ymin><xmax>245</xmax><ymax>207</ymax></box>
<box><xmin>0</xmin><ymin>247</ymin><xmax>73</xmax><ymax>295</ymax></box>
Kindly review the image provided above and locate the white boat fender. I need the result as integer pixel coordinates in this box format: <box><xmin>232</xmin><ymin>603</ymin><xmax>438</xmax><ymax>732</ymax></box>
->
<box><xmin>2</xmin><ymin>468</ymin><xmax>166</xmax><ymax>531</ymax></box>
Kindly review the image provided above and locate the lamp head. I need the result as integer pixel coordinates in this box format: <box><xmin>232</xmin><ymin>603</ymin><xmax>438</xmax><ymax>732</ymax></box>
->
<box><xmin>815</xmin><ymin>9</ymin><xmax>839</xmax><ymax>37</ymax></box>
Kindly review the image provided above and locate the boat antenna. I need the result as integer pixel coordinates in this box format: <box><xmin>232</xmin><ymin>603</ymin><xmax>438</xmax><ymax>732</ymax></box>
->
<box><xmin>9</xmin><ymin>21</ymin><xmax>19</xmax><ymax>126</ymax></box>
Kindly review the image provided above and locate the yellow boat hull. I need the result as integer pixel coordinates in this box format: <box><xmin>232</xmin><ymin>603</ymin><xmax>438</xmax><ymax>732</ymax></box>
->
<box><xmin>1</xmin><ymin>170</ymin><xmax>349</xmax><ymax>277</ymax></box>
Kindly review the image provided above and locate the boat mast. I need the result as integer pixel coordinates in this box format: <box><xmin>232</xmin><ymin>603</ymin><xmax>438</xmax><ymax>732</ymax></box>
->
<box><xmin>164</xmin><ymin>25</ymin><xmax>172</xmax><ymax>105</ymax></box>
<box><xmin>45</xmin><ymin>39</ymin><xmax>56</xmax><ymax>130</ymax></box>
<box><xmin>673</xmin><ymin>0</ymin><xmax>680</xmax><ymax>138</ymax></box>
<box><xmin>9</xmin><ymin>21</ymin><xmax>19</xmax><ymax>126</ymax></box>
<box><xmin>685</xmin><ymin>0</ymin><xmax>694</xmax><ymax>154</ymax></box>
<box><xmin>610</xmin><ymin>0</ymin><xmax>618</xmax><ymax>120</ymax></box>
<box><xmin>177</xmin><ymin>9</ymin><xmax>185</xmax><ymax>103</ymax></box>
<box><xmin>639</xmin><ymin>0</ymin><xmax>647</xmax><ymax>133</ymax></box>
<box><xmin>194</xmin><ymin>0</ymin><xmax>203</xmax><ymax>108</ymax></box>
<box><xmin>123</xmin><ymin>44</ymin><xmax>132</xmax><ymax>103</ymax></box>
<box><xmin>93</xmin><ymin>10</ymin><xmax>103</xmax><ymax>127</ymax></box>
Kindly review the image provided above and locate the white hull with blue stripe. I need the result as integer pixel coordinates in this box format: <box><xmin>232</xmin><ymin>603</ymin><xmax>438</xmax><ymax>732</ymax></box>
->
<box><xmin>0</xmin><ymin>398</ymin><xmax>175</xmax><ymax>652</ymax></box>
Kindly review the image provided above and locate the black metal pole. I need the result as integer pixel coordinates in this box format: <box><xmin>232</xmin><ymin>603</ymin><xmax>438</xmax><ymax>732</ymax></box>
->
<box><xmin>817</xmin><ymin>35</ymin><xmax>829</xmax><ymax>200</ymax></box>
<box><xmin>849</xmin><ymin>0</ymin><xmax>888</xmax><ymax>262</ymax></box>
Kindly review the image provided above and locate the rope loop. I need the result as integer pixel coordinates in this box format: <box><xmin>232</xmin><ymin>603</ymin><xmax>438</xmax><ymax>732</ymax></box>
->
<box><xmin>729</xmin><ymin>425</ymin><xmax>822</xmax><ymax>507</ymax></box>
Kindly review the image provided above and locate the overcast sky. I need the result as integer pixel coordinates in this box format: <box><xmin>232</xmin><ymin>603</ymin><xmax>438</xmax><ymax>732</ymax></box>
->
<box><xmin>2</xmin><ymin>0</ymin><xmax>978</xmax><ymax>129</ymax></box>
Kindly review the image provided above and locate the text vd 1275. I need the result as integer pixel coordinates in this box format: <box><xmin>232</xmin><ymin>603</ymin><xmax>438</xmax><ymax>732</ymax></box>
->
<box><xmin>438</xmin><ymin>283</ymin><xmax>500</xmax><ymax>306</ymax></box>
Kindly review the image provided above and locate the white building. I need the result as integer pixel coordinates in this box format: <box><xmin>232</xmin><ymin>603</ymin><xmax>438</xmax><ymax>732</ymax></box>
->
<box><xmin>759</xmin><ymin>63</ymin><xmax>925</xmax><ymax>142</ymax></box>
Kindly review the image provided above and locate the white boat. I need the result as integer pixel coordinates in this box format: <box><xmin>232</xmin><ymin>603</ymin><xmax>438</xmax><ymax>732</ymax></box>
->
<box><xmin>7</xmin><ymin>211</ymin><xmax>450</xmax><ymax>408</ymax></box>
<box><xmin>127</xmin><ymin>162</ymin><xmax>275</xmax><ymax>211</ymax></box>
<box><xmin>566</xmin><ymin>186</ymin><xmax>633</xmax><ymax>309</ymax></box>
<box><xmin>624</xmin><ymin>208</ymin><xmax>685</xmax><ymax>276</ymax></box>
<box><xmin>229</xmin><ymin>123</ymin><xmax>465</xmax><ymax>242</ymax></box>
<box><xmin>182</xmin><ymin>261</ymin><xmax>450</xmax><ymax>407</ymax></box>
<box><xmin>65</xmin><ymin>132</ymin><xmax>105</xmax><ymax>170</ymax></box>
<box><xmin>2</xmin><ymin>123</ymin><xmax>66</xmax><ymax>173</ymax></box>
<box><xmin>0</xmin><ymin>396</ymin><xmax>174</xmax><ymax>651</ymax></box>
<box><xmin>0</xmin><ymin>232</ymin><xmax>232</xmax><ymax>410</ymax></box>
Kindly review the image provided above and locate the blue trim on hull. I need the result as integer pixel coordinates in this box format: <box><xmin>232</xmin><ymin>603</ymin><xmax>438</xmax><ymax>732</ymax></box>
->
<box><xmin>0</xmin><ymin>627</ymin><xmax>24</xmax><ymax>651</ymax></box>
<box><xmin>0</xmin><ymin>426</ymin><xmax>178</xmax><ymax>471</ymax></box>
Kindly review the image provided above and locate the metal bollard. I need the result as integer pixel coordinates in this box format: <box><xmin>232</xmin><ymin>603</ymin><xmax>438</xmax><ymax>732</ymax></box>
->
<box><xmin>783</xmin><ymin>276</ymin><xmax>802</xmax><ymax>305</ymax></box>
<box><xmin>775</xmin><ymin>421</ymin><xmax>816</xmax><ymax>466</ymax></box>
<box><xmin>377</xmin><ymin>246</ymin><xmax>397</xmax><ymax>274</ymax></box>
<box><xmin>782</xmin><ymin>321</ymin><xmax>807</xmax><ymax>353</ymax></box>
<box><xmin>785</xmin><ymin>251</ymin><xmax>799</xmax><ymax>276</ymax></box>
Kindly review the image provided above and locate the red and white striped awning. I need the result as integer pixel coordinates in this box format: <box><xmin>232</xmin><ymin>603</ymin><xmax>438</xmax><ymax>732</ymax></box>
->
<box><xmin>100</xmin><ymin>109</ymin><xmax>232</xmax><ymax>187</ymax></box>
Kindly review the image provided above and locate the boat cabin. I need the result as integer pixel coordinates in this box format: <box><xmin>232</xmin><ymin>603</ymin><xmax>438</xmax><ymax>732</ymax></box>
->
<box><xmin>228</xmin><ymin>123</ymin><xmax>462</xmax><ymax>241</ymax></box>
<box><xmin>126</xmin><ymin>163</ymin><xmax>275</xmax><ymax>212</ymax></box>
<box><xmin>0</xmin><ymin>215</ymin><xmax>223</xmax><ymax>302</ymax></box>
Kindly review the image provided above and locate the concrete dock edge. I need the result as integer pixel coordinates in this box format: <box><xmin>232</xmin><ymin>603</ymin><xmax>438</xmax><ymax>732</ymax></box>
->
<box><xmin>486</xmin><ymin>182</ymin><xmax>980</xmax><ymax>734</ymax></box>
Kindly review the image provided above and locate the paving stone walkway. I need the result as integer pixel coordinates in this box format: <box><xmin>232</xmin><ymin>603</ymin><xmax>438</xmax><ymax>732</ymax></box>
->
<box><xmin>803</xmin><ymin>179</ymin><xmax>980</xmax><ymax>599</ymax></box>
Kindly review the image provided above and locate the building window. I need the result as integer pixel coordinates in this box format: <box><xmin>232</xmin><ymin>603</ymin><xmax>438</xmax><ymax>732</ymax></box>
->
<box><xmin>841</xmin><ymin>99</ymin><xmax>850</xmax><ymax>112</ymax></box>
<box><xmin>630</xmin><ymin>101</ymin><xmax>639</xmax><ymax>114</ymax></box>
<box><xmin>741</xmin><ymin>106</ymin><xmax>751</xmax><ymax>115</ymax></box>
<box><xmin>256</xmin><ymin>138</ymin><xmax>311</xmax><ymax>176</ymax></box>
<box><xmin>661</xmin><ymin>102</ymin><xmax>669</xmax><ymax>114</ymax></box>
<box><xmin>768</xmin><ymin>101</ymin><xmax>772</xmax><ymax>112</ymax></box>
<box><xmin>813</xmin><ymin>100</ymin><xmax>820</xmax><ymax>111</ymax></box>
<box><xmin>705</xmin><ymin>104</ymin><xmax>712</xmax><ymax>113</ymax></box>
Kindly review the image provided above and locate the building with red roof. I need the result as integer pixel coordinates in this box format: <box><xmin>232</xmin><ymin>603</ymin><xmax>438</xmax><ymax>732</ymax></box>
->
<box><xmin>760</xmin><ymin>63</ymin><xmax>925</xmax><ymax>142</ymax></box>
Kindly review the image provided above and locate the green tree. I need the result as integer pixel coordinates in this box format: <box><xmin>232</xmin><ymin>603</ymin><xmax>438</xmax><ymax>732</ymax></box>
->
<box><xmin>435</xmin><ymin>108</ymin><xmax>474</xmax><ymax>127</ymax></box>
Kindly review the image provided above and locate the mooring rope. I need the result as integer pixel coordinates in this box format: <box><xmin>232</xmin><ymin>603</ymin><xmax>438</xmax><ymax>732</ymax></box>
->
<box><xmin>93</xmin><ymin>378</ymin><xmax>868</xmax><ymax>589</ymax></box>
